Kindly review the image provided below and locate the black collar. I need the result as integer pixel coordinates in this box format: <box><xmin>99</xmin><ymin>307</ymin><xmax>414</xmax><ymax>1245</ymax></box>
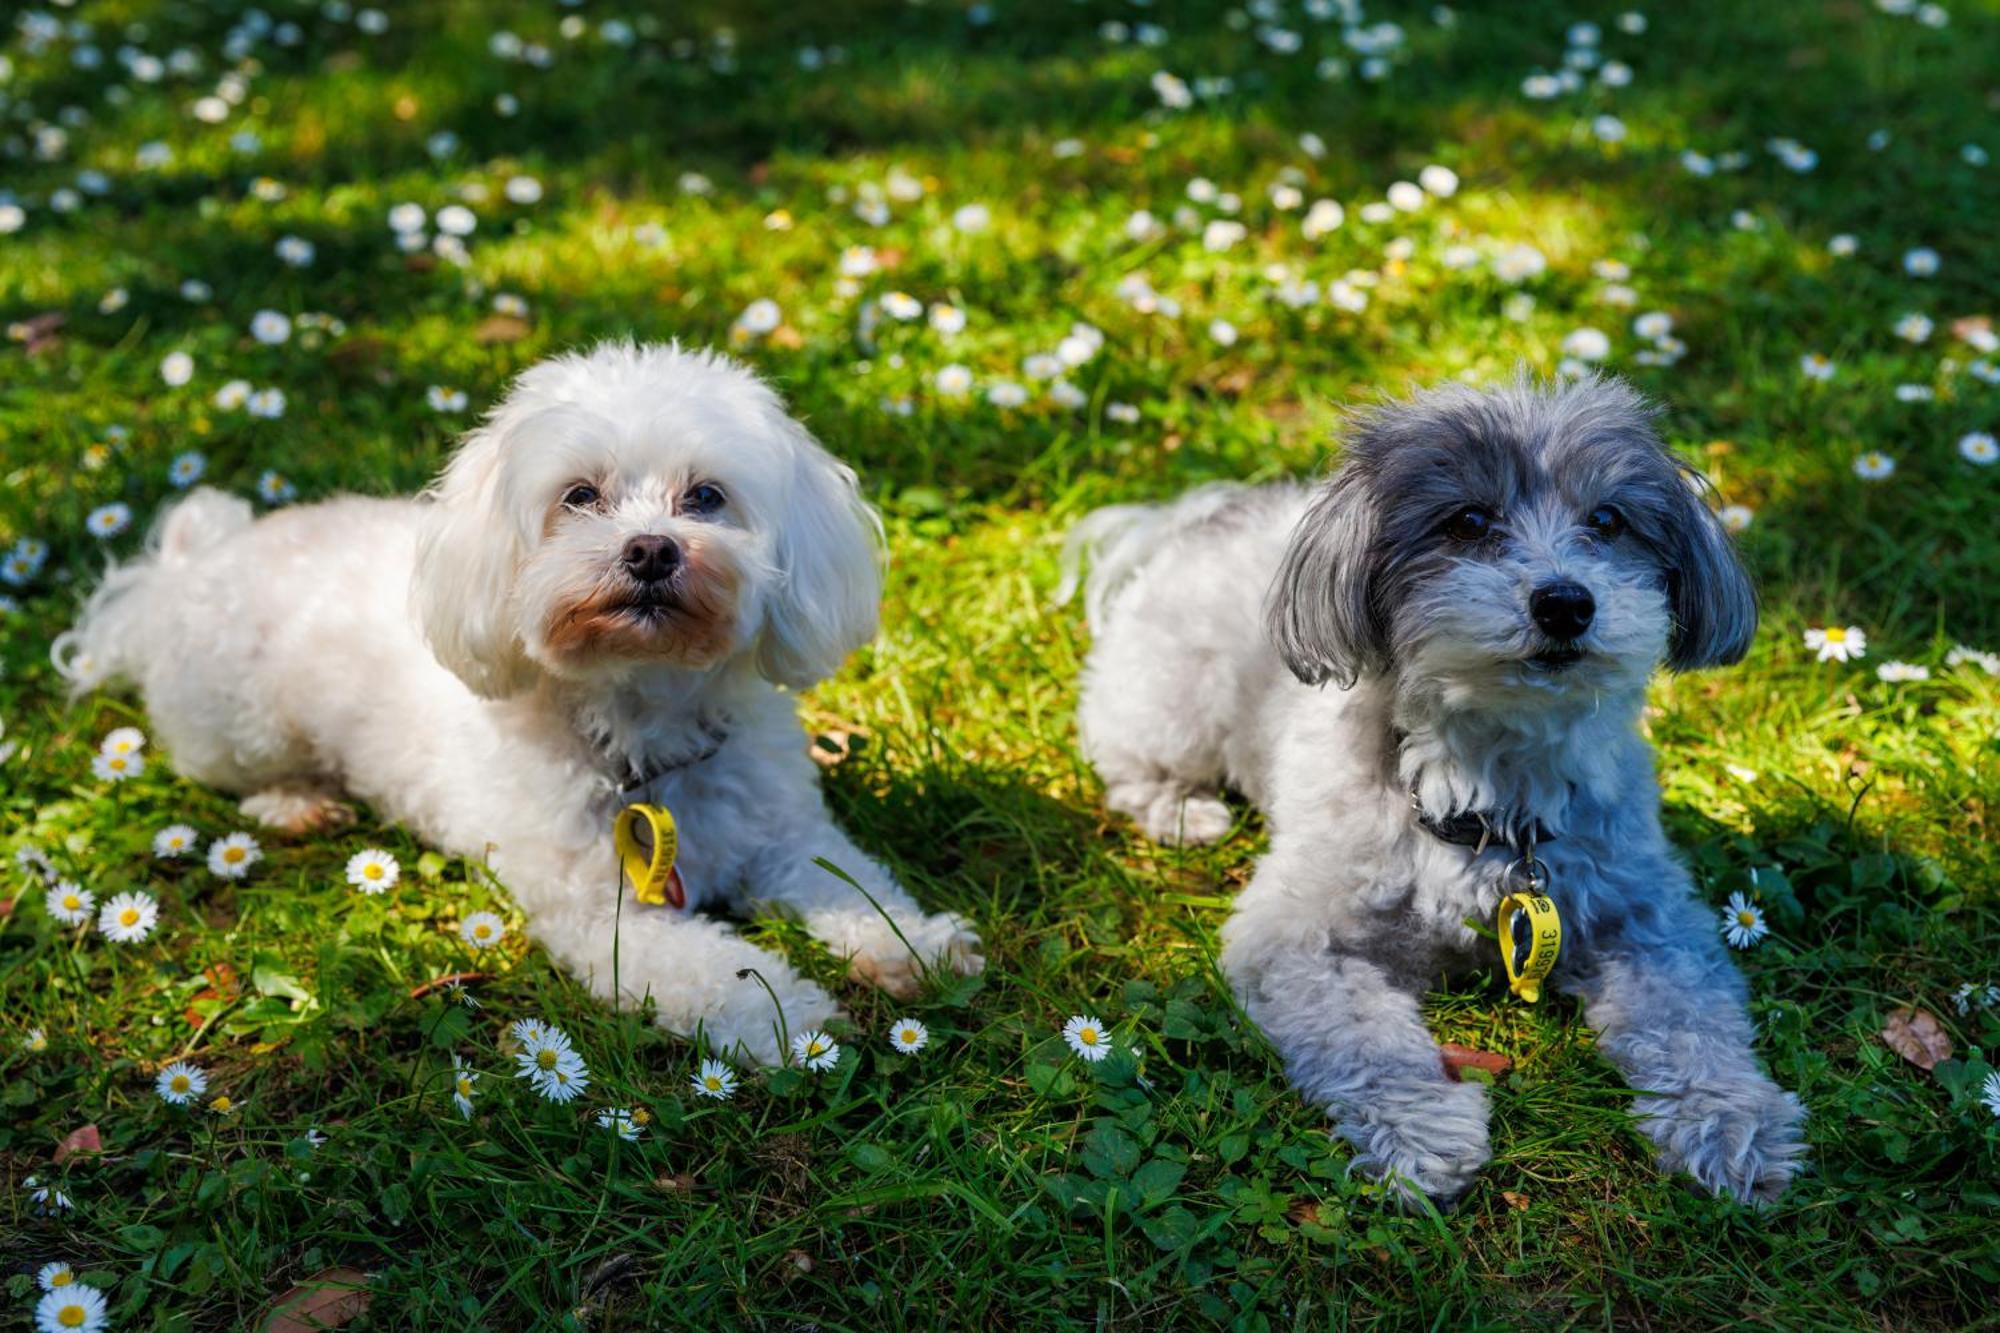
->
<box><xmin>605</xmin><ymin>715</ymin><xmax>731</xmax><ymax>799</ymax></box>
<box><xmin>1409</xmin><ymin>787</ymin><xmax>1555</xmax><ymax>857</ymax></box>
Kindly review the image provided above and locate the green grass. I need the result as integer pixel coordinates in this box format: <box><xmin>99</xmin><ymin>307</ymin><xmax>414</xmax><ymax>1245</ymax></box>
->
<box><xmin>4</xmin><ymin>0</ymin><xmax>2000</xmax><ymax>1326</ymax></box>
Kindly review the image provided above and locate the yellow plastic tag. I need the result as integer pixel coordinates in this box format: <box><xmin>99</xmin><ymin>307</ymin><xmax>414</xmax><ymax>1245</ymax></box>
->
<box><xmin>614</xmin><ymin>803</ymin><xmax>683</xmax><ymax>908</ymax></box>
<box><xmin>1496</xmin><ymin>891</ymin><xmax>1562</xmax><ymax>1003</ymax></box>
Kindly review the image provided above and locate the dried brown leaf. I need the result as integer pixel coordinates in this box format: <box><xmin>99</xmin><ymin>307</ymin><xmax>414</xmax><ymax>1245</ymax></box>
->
<box><xmin>54</xmin><ymin>1124</ymin><xmax>102</xmax><ymax>1164</ymax></box>
<box><xmin>1440</xmin><ymin>1043</ymin><xmax>1514</xmax><ymax>1081</ymax></box>
<box><xmin>264</xmin><ymin>1267</ymin><xmax>370</xmax><ymax>1333</ymax></box>
<box><xmin>1880</xmin><ymin>1006</ymin><xmax>1952</xmax><ymax>1072</ymax></box>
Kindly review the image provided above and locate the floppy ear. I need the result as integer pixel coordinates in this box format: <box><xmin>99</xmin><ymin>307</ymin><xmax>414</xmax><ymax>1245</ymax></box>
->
<box><xmin>1264</xmin><ymin>466</ymin><xmax>1388</xmax><ymax>687</ymax></box>
<box><xmin>411</xmin><ymin>428</ymin><xmax>537</xmax><ymax>698</ymax></box>
<box><xmin>754</xmin><ymin>421</ymin><xmax>885</xmax><ymax>689</ymax></box>
<box><xmin>1662</xmin><ymin>469</ymin><xmax>1757</xmax><ymax>670</ymax></box>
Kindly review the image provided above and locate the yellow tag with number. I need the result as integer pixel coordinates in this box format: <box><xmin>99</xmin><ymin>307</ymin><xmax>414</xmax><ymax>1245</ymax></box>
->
<box><xmin>614</xmin><ymin>803</ymin><xmax>684</xmax><ymax>908</ymax></box>
<box><xmin>1496</xmin><ymin>891</ymin><xmax>1562</xmax><ymax>1003</ymax></box>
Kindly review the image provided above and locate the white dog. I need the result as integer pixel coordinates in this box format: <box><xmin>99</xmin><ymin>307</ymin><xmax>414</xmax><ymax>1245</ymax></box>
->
<box><xmin>57</xmin><ymin>341</ymin><xmax>981</xmax><ymax>1065</ymax></box>
<box><xmin>1065</xmin><ymin>377</ymin><xmax>1804</xmax><ymax>1206</ymax></box>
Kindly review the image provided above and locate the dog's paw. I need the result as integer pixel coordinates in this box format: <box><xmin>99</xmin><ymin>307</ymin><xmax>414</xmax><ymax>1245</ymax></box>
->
<box><xmin>1633</xmin><ymin>1077</ymin><xmax>1807</xmax><ymax>1205</ymax></box>
<box><xmin>1108</xmin><ymin>781</ymin><xmax>1234</xmax><ymax>846</ymax></box>
<box><xmin>241</xmin><ymin>786</ymin><xmax>354</xmax><ymax>836</ymax></box>
<box><xmin>845</xmin><ymin>911</ymin><xmax>984</xmax><ymax>999</ymax></box>
<box><xmin>694</xmin><ymin>976</ymin><xmax>844</xmax><ymax>1069</ymax></box>
<box><xmin>1336</xmin><ymin>1078</ymin><xmax>1492</xmax><ymax>1209</ymax></box>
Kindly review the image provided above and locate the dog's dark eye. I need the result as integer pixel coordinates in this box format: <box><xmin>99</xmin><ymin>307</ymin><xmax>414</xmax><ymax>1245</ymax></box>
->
<box><xmin>1441</xmin><ymin>506</ymin><xmax>1496</xmax><ymax>542</ymax></box>
<box><xmin>1585</xmin><ymin>505</ymin><xmax>1626</xmax><ymax>538</ymax></box>
<box><xmin>684</xmin><ymin>482</ymin><xmax>726</xmax><ymax>516</ymax></box>
<box><xmin>562</xmin><ymin>483</ymin><xmax>601</xmax><ymax>509</ymax></box>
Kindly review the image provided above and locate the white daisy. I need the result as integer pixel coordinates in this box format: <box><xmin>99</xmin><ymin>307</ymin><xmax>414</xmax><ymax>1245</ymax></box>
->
<box><xmin>1981</xmin><ymin>1071</ymin><xmax>2000</xmax><ymax>1119</ymax></box>
<box><xmin>1804</xmin><ymin>625</ymin><xmax>1868</xmax><ymax>663</ymax></box>
<box><xmin>691</xmin><ymin>1058</ymin><xmax>737</xmax><ymax>1100</ymax></box>
<box><xmin>987</xmin><ymin>381</ymin><xmax>1028</xmax><ymax>408</ymax></box>
<box><xmin>887</xmin><ymin>1018</ymin><xmax>930</xmax><ymax>1055</ymax></box>
<box><xmin>532</xmin><ymin>1049</ymin><xmax>590</xmax><ymax>1103</ymax></box>
<box><xmin>345</xmin><ymin>848</ymin><xmax>399</xmax><ymax>894</ymax></box>
<box><xmin>246</xmin><ymin>388</ymin><xmax>287</xmax><ymax>420</ymax></box>
<box><xmin>929</xmin><ymin>303</ymin><xmax>967</xmax><ymax>335</ymax></box>
<box><xmin>35</xmin><ymin>1285</ymin><xmax>108</xmax><ymax>1333</ymax></box>
<box><xmin>100</xmin><ymin>891</ymin><xmax>160</xmax><ymax>943</ymax></box>
<box><xmin>1893</xmin><ymin>312</ymin><xmax>1933</xmax><ymax>343</ymax></box>
<box><xmin>36</xmin><ymin>1261</ymin><xmax>76</xmax><ymax>1292</ymax></box>
<box><xmin>509</xmin><ymin>1017</ymin><xmax>555</xmax><ymax>1050</ymax></box>
<box><xmin>1853</xmin><ymin>451</ymin><xmax>1896</xmax><ymax>481</ymax></box>
<box><xmin>512</xmin><ymin>1022</ymin><xmax>577</xmax><ymax>1081</ymax></box>
<box><xmin>1799</xmin><ymin>353</ymin><xmax>1836</xmax><ymax>382</ymax></box>
<box><xmin>1718</xmin><ymin>504</ymin><xmax>1754</xmax><ymax>533</ymax></box>
<box><xmin>26</xmin><ymin>1176</ymin><xmax>73</xmax><ymax>1214</ymax></box>
<box><xmin>1720</xmin><ymin>892</ymin><xmax>1768</xmax><ymax>949</ymax></box>
<box><xmin>734</xmin><ymin>298</ymin><xmax>781</xmax><ymax>337</ymax></box>
<box><xmin>45</xmin><ymin>882</ymin><xmax>94</xmax><ymax>925</ymax></box>
<box><xmin>160</xmin><ymin>350</ymin><xmax>195</xmax><ymax>386</ymax></box>
<box><xmin>208</xmin><ymin>832</ymin><xmax>262</xmax><ymax>879</ymax></box>
<box><xmin>86</xmin><ymin>503</ymin><xmax>132</xmax><ymax>538</ymax></box>
<box><xmin>249</xmin><ymin>309</ymin><xmax>292</xmax><ymax>344</ymax></box>
<box><xmin>597</xmin><ymin>1107</ymin><xmax>644</xmax><ymax>1140</ymax></box>
<box><xmin>791</xmin><ymin>1028</ymin><xmax>840</xmax><ymax>1072</ymax></box>
<box><xmin>934</xmin><ymin>365</ymin><xmax>973</xmax><ymax>396</ymax></box>
<box><xmin>214</xmin><ymin>379</ymin><xmax>252</xmax><ymax>410</ymax></box>
<box><xmin>24</xmin><ymin>1026</ymin><xmax>49</xmax><ymax>1053</ymax></box>
<box><xmin>101</xmin><ymin>726</ymin><xmax>145</xmax><ymax>757</ymax></box>
<box><xmin>426</xmin><ymin>385</ymin><xmax>468</xmax><ymax>412</ymax></box>
<box><xmin>154</xmin><ymin>824</ymin><xmax>198</xmax><ymax>858</ymax></box>
<box><xmin>451</xmin><ymin>1054</ymin><xmax>478</xmax><ymax>1118</ymax></box>
<box><xmin>156</xmin><ymin>1060</ymin><xmax>207</xmax><ymax>1105</ymax></box>
<box><xmin>168</xmin><ymin>451</ymin><xmax>207</xmax><ymax>486</ymax></box>
<box><xmin>91</xmin><ymin>750</ymin><xmax>144</xmax><ymax>781</ymax></box>
<box><xmin>256</xmin><ymin>470</ymin><xmax>297</xmax><ymax>503</ymax></box>
<box><xmin>1902</xmin><ymin>247</ymin><xmax>1939</xmax><ymax>277</ymax></box>
<box><xmin>388</xmin><ymin>202</ymin><xmax>426</xmax><ymax>233</ymax></box>
<box><xmin>1876</xmin><ymin>661</ymin><xmax>1930</xmax><ymax>683</ymax></box>
<box><xmin>1958</xmin><ymin>432</ymin><xmax>1998</xmax><ymax>465</ymax></box>
<box><xmin>1063</xmin><ymin>1014</ymin><xmax>1113</xmax><ymax>1062</ymax></box>
<box><xmin>436</xmin><ymin>204</ymin><xmax>477</xmax><ymax>236</ymax></box>
<box><xmin>1561</xmin><ymin>327</ymin><xmax>1611</xmax><ymax>362</ymax></box>
<box><xmin>459</xmin><ymin>911</ymin><xmax>505</xmax><ymax>948</ymax></box>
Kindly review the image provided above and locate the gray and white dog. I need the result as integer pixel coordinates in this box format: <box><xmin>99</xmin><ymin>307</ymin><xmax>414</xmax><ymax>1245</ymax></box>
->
<box><xmin>1064</xmin><ymin>376</ymin><xmax>1804</xmax><ymax>1206</ymax></box>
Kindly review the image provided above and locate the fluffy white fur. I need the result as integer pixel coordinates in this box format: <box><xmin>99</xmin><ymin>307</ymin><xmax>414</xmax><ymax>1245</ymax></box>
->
<box><xmin>56</xmin><ymin>341</ymin><xmax>980</xmax><ymax>1065</ymax></box>
<box><xmin>1066</xmin><ymin>377</ymin><xmax>1805</xmax><ymax>1207</ymax></box>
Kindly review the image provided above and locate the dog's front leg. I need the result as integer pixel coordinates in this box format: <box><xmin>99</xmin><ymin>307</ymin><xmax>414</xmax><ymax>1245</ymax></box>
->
<box><xmin>740</xmin><ymin>818</ymin><xmax>983</xmax><ymax>998</ymax></box>
<box><xmin>502</xmin><ymin>846</ymin><xmax>840</xmax><ymax>1067</ymax></box>
<box><xmin>1221</xmin><ymin>858</ymin><xmax>1490</xmax><ymax>1207</ymax></box>
<box><xmin>1563</xmin><ymin>885</ymin><xmax>1806</xmax><ymax>1204</ymax></box>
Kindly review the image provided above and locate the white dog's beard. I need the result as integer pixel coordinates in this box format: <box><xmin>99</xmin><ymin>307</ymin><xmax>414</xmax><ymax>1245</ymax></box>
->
<box><xmin>536</xmin><ymin>547</ymin><xmax>745</xmax><ymax>671</ymax></box>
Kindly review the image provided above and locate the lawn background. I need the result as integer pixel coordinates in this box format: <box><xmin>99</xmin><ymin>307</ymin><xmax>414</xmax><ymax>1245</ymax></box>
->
<box><xmin>3</xmin><ymin>0</ymin><xmax>1998</xmax><ymax>1327</ymax></box>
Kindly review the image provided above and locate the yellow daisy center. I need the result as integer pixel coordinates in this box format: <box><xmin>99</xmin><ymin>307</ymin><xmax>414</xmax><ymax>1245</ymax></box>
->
<box><xmin>59</xmin><ymin>1306</ymin><xmax>87</xmax><ymax>1328</ymax></box>
<box><xmin>224</xmin><ymin>847</ymin><xmax>245</xmax><ymax>863</ymax></box>
<box><xmin>50</xmin><ymin>1270</ymin><xmax>72</xmax><ymax>1287</ymax></box>
<box><xmin>537</xmin><ymin>1048</ymin><xmax>559</xmax><ymax>1070</ymax></box>
<box><xmin>212</xmin><ymin>1096</ymin><xmax>233</xmax><ymax>1113</ymax></box>
<box><xmin>457</xmin><ymin>1078</ymin><xmax>472</xmax><ymax>1097</ymax></box>
<box><xmin>168</xmin><ymin>837</ymin><xmax>183</xmax><ymax>847</ymax></box>
<box><xmin>120</xmin><ymin>908</ymin><xmax>140</xmax><ymax>927</ymax></box>
<box><xmin>1825</xmin><ymin>627</ymin><xmax>1847</xmax><ymax>643</ymax></box>
<box><xmin>704</xmin><ymin>1076</ymin><xmax>722</xmax><ymax>1090</ymax></box>
<box><xmin>808</xmin><ymin>1040</ymin><xmax>826</xmax><ymax>1056</ymax></box>
<box><xmin>109</xmin><ymin>756</ymin><xmax>127</xmax><ymax>770</ymax></box>
<box><xmin>474</xmin><ymin>924</ymin><xmax>491</xmax><ymax>939</ymax></box>
<box><xmin>170</xmin><ymin>1074</ymin><xmax>190</xmax><ymax>1093</ymax></box>
<box><xmin>62</xmin><ymin>894</ymin><xmax>81</xmax><ymax>910</ymax></box>
<box><xmin>1078</xmin><ymin>1027</ymin><xmax>1098</xmax><ymax>1045</ymax></box>
<box><xmin>552</xmin><ymin>1070</ymin><xmax>570</xmax><ymax>1085</ymax></box>
<box><xmin>1737</xmin><ymin>910</ymin><xmax>1757</xmax><ymax>926</ymax></box>
<box><xmin>902</xmin><ymin>1028</ymin><xmax>919</xmax><ymax>1043</ymax></box>
<box><xmin>364</xmin><ymin>864</ymin><xmax>383</xmax><ymax>879</ymax></box>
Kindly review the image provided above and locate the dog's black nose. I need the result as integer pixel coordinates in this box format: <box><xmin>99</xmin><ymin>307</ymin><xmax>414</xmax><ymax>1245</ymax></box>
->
<box><xmin>1530</xmin><ymin>582</ymin><xmax>1595</xmax><ymax>641</ymax></box>
<box><xmin>620</xmin><ymin>534</ymin><xmax>681</xmax><ymax>583</ymax></box>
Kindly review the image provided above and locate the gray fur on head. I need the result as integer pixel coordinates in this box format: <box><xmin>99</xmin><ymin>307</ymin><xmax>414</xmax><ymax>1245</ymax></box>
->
<box><xmin>1266</xmin><ymin>374</ymin><xmax>1756</xmax><ymax>689</ymax></box>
